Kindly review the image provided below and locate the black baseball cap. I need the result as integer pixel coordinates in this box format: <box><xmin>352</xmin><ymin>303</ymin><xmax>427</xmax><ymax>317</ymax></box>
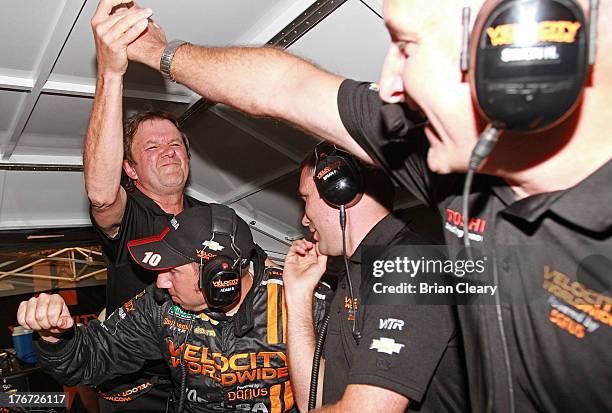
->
<box><xmin>128</xmin><ymin>204</ymin><xmax>255</xmax><ymax>271</ymax></box>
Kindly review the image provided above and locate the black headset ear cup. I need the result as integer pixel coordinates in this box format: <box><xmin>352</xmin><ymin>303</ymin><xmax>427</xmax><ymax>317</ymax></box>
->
<box><xmin>314</xmin><ymin>152</ymin><xmax>364</xmax><ymax>208</ymax></box>
<box><xmin>200</xmin><ymin>256</ymin><xmax>241</xmax><ymax>310</ymax></box>
<box><xmin>469</xmin><ymin>0</ymin><xmax>589</xmax><ymax>132</ymax></box>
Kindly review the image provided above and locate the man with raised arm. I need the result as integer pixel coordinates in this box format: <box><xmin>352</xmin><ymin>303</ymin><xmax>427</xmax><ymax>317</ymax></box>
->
<box><xmin>84</xmin><ymin>1</ymin><xmax>207</xmax><ymax>409</ymax></box>
<box><xmin>124</xmin><ymin>1</ymin><xmax>612</xmax><ymax>411</ymax></box>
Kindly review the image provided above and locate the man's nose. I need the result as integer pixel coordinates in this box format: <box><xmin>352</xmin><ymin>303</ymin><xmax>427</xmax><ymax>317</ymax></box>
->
<box><xmin>161</xmin><ymin>144</ymin><xmax>176</xmax><ymax>158</ymax></box>
<box><xmin>379</xmin><ymin>44</ymin><xmax>406</xmax><ymax>104</ymax></box>
<box><xmin>156</xmin><ymin>272</ymin><xmax>173</xmax><ymax>289</ymax></box>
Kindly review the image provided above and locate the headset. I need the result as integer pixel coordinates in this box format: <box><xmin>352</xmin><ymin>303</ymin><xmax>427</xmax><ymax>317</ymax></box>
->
<box><xmin>313</xmin><ymin>142</ymin><xmax>364</xmax><ymax>208</ymax></box>
<box><xmin>462</xmin><ymin>0</ymin><xmax>596</xmax><ymax>133</ymax></box>
<box><xmin>459</xmin><ymin>0</ymin><xmax>599</xmax><ymax>250</ymax></box>
<box><xmin>199</xmin><ymin>204</ymin><xmax>244</xmax><ymax>312</ymax></box>
<box><xmin>457</xmin><ymin>3</ymin><xmax>598</xmax><ymax>412</ymax></box>
<box><xmin>313</xmin><ymin>142</ymin><xmax>364</xmax><ymax>342</ymax></box>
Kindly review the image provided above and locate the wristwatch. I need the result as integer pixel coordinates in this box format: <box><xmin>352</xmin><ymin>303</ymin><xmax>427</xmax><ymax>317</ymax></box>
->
<box><xmin>160</xmin><ymin>40</ymin><xmax>188</xmax><ymax>82</ymax></box>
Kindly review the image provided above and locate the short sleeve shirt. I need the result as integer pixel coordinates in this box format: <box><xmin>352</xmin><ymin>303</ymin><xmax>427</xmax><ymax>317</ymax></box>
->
<box><xmin>322</xmin><ymin>213</ymin><xmax>468</xmax><ymax>412</ymax></box>
<box><xmin>337</xmin><ymin>79</ymin><xmax>612</xmax><ymax>413</ymax></box>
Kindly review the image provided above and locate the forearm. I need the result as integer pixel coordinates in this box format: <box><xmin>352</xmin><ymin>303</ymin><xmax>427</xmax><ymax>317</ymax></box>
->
<box><xmin>36</xmin><ymin>294</ymin><xmax>161</xmax><ymax>387</ymax></box>
<box><xmin>36</xmin><ymin>326</ymin><xmax>127</xmax><ymax>387</ymax></box>
<box><xmin>172</xmin><ymin>45</ymin><xmax>316</xmax><ymax>117</ymax></box>
<box><xmin>143</xmin><ymin>43</ymin><xmax>358</xmax><ymax>153</ymax></box>
<box><xmin>83</xmin><ymin>74</ymin><xmax>125</xmax><ymax>210</ymax></box>
<box><xmin>286</xmin><ymin>293</ymin><xmax>323</xmax><ymax>411</ymax></box>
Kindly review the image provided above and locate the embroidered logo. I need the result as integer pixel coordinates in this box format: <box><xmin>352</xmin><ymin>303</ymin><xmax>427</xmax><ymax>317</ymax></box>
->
<box><xmin>196</xmin><ymin>249</ymin><xmax>216</xmax><ymax>261</ymax></box>
<box><xmin>370</xmin><ymin>337</ymin><xmax>405</xmax><ymax>355</ymax></box>
<box><xmin>379</xmin><ymin>318</ymin><xmax>405</xmax><ymax>331</ymax></box>
<box><xmin>444</xmin><ymin>208</ymin><xmax>487</xmax><ymax>243</ymax></box>
<box><xmin>202</xmin><ymin>240</ymin><xmax>225</xmax><ymax>251</ymax></box>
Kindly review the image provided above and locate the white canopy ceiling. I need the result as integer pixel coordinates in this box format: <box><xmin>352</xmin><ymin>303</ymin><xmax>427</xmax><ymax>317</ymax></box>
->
<box><xmin>0</xmin><ymin>0</ymin><xmax>429</xmax><ymax>261</ymax></box>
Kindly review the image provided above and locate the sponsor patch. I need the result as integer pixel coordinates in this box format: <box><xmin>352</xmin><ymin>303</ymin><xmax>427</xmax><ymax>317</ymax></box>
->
<box><xmin>198</xmin><ymin>312</ymin><xmax>220</xmax><ymax>325</ymax></box>
<box><xmin>171</xmin><ymin>305</ymin><xmax>196</xmax><ymax>321</ymax></box>
<box><xmin>444</xmin><ymin>208</ymin><xmax>486</xmax><ymax>242</ymax></box>
<box><xmin>370</xmin><ymin>337</ymin><xmax>405</xmax><ymax>355</ymax></box>
<box><xmin>543</xmin><ymin>265</ymin><xmax>611</xmax><ymax>339</ymax></box>
<box><xmin>379</xmin><ymin>318</ymin><xmax>404</xmax><ymax>331</ymax></box>
<box><xmin>194</xmin><ymin>326</ymin><xmax>216</xmax><ymax>337</ymax></box>
<box><xmin>123</xmin><ymin>299</ymin><xmax>135</xmax><ymax>313</ymax></box>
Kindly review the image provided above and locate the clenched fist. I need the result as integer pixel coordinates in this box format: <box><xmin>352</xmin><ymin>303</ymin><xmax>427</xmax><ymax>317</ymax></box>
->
<box><xmin>17</xmin><ymin>293</ymin><xmax>74</xmax><ymax>343</ymax></box>
<box><xmin>283</xmin><ymin>239</ymin><xmax>328</xmax><ymax>299</ymax></box>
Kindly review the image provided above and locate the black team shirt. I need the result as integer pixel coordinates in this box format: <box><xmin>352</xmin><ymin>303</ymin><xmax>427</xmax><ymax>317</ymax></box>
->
<box><xmin>322</xmin><ymin>212</ymin><xmax>468</xmax><ymax>412</ymax></box>
<box><xmin>337</xmin><ymin>79</ymin><xmax>612</xmax><ymax>413</ymax></box>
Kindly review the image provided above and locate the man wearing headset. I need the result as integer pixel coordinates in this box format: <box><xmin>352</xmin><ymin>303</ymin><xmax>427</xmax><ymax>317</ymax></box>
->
<box><xmin>17</xmin><ymin>205</ymin><xmax>306</xmax><ymax>413</ymax></box>
<box><xmin>121</xmin><ymin>0</ymin><xmax>611</xmax><ymax>411</ymax></box>
<box><xmin>281</xmin><ymin>145</ymin><xmax>468</xmax><ymax>412</ymax></box>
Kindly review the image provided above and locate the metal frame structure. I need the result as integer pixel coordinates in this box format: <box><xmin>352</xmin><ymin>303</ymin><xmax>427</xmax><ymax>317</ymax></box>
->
<box><xmin>0</xmin><ymin>247</ymin><xmax>106</xmax><ymax>284</ymax></box>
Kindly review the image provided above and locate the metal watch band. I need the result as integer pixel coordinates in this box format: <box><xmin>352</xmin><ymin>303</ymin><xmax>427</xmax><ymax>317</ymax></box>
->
<box><xmin>160</xmin><ymin>40</ymin><xmax>188</xmax><ymax>82</ymax></box>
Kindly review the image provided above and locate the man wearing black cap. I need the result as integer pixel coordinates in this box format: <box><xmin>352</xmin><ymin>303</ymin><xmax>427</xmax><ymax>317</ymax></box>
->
<box><xmin>17</xmin><ymin>205</ymin><xmax>310</xmax><ymax>413</ymax></box>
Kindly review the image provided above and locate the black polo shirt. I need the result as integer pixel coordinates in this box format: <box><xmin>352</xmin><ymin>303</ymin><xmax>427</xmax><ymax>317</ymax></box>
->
<box><xmin>91</xmin><ymin>188</ymin><xmax>207</xmax><ymax>313</ymax></box>
<box><xmin>338</xmin><ymin>79</ymin><xmax>612</xmax><ymax>412</ymax></box>
<box><xmin>322</xmin><ymin>212</ymin><xmax>468</xmax><ymax>412</ymax></box>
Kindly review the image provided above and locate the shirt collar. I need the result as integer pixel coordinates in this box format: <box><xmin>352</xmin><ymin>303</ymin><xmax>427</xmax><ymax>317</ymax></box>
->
<box><xmin>131</xmin><ymin>187</ymin><xmax>193</xmax><ymax>217</ymax></box>
<box><xmin>547</xmin><ymin>158</ymin><xmax>612</xmax><ymax>232</ymax></box>
<box><xmin>496</xmin><ymin>159</ymin><xmax>612</xmax><ymax>233</ymax></box>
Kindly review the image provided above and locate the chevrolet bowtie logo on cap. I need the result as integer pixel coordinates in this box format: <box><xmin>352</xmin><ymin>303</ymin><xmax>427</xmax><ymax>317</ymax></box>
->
<box><xmin>202</xmin><ymin>240</ymin><xmax>224</xmax><ymax>251</ymax></box>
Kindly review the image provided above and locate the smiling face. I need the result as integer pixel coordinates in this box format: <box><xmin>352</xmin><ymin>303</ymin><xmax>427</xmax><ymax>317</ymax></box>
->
<box><xmin>378</xmin><ymin>0</ymin><xmax>485</xmax><ymax>173</ymax></box>
<box><xmin>299</xmin><ymin>166</ymin><xmax>343</xmax><ymax>256</ymax></box>
<box><xmin>123</xmin><ymin>118</ymin><xmax>190</xmax><ymax>195</ymax></box>
<box><xmin>156</xmin><ymin>262</ymin><xmax>206</xmax><ymax>311</ymax></box>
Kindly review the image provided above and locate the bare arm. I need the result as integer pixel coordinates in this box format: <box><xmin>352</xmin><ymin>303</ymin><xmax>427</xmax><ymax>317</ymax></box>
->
<box><xmin>127</xmin><ymin>22</ymin><xmax>372</xmax><ymax>163</ymax></box>
<box><xmin>84</xmin><ymin>0</ymin><xmax>152</xmax><ymax>237</ymax></box>
<box><xmin>286</xmin><ymin>288</ymin><xmax>325</xmax><ymax>411</ymax></box>
<box><xmin>283</xmin><ymin>240</ymin><xmax>328</xmax><ymax>411</ymax></box>
<box><xmin>313</xmin><ymin>384</ymin><xmax>409</xmax><ymax>413</ymax></box>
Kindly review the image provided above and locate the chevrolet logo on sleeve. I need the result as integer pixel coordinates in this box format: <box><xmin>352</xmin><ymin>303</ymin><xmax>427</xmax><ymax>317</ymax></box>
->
<box><xmin>370</xmin><ymin>337</ymin><xmax>405</xmax><ymax>355</ymax></box>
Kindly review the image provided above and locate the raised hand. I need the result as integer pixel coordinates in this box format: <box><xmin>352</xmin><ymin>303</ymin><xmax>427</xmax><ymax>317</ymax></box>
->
<box><xmin>91</xmin><ymin>0</ymin><xmax>152</xmax><ymax>76</ymax></box>
<box><xmin>283</xmin><ymin>239</ymin><xmax>328</xmax><ymax>298</ymax></box>
<box><xmin>127</xmin><ymin>18</ymin><xmax>168</xmax><ymax>70</ymax></box>
<box><xmin>17</xmin><ymin>293</ymin><xmax>74</xmax><ymax>343</ymax></box>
